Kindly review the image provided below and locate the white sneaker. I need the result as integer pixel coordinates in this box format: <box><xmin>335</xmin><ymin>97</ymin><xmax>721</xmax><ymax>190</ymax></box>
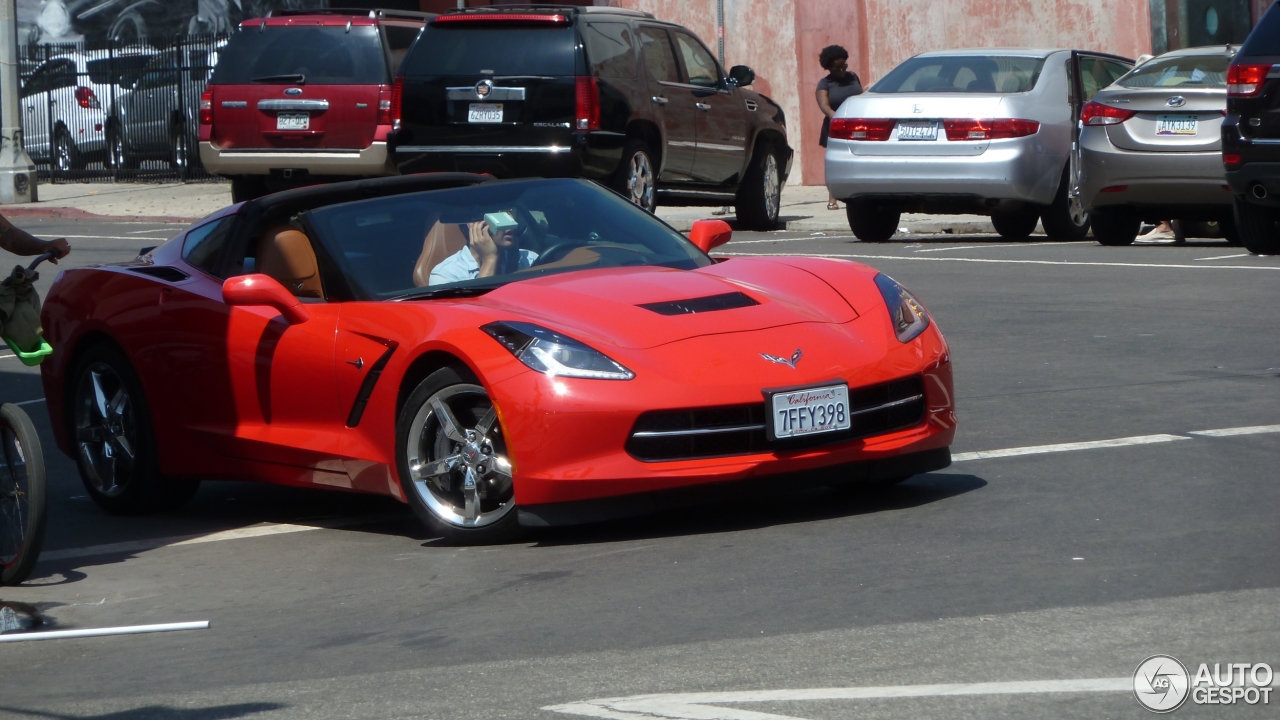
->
<box><xmin>1136</xmin><ymin>229</ymin><xmax>1176</xmax><ymax>243</ymax></box>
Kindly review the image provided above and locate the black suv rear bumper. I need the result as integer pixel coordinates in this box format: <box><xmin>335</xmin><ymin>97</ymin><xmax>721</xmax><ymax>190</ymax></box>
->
<box><xmin>1226</xmin><ymin>163</ymin><xmax>1280</xmax><ymax>208</ymax></box>
<box><xmin>390</xmin><ymin>132</ymin><xmax>624</xmax><ymax>181</ymax></box>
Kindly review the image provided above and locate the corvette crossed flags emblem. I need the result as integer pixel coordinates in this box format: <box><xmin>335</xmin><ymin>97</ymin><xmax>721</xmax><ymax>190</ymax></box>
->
<box><xmin>760</xmin><ymin>349</ymin><xmax>802</xmax><ymax>369</ymax></box>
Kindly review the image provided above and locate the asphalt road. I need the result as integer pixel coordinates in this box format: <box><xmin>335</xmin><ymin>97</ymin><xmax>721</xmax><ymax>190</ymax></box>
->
<box><xmin>0</xmin><ymin>216</ymin><xmax>1278</xmax><ymax>720</ymax></box>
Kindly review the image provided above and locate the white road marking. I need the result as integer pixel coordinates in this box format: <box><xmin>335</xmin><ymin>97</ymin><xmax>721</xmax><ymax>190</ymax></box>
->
<box><xmin>0</xmin><ymin>354</ymin><xmax>14</xmax><ymax>360</ymax></box>
<box><xmin>911</xmin><ymin>242</ymin><xmax>1076</xmax><ymax>252</ymax></box>
<box><xmin>49</xmin><ymin>234</ymin><xmax>176</xmax><ymax>241</ymax></box>
<box><xmin>951</xmin><ymin>434</ymin><xmax>1189</xmax><ymax>462</ymax></box>
<box><xmin>543</xmin><ymin>678</ymin><xmax>1132</xmax><ymax>719</ymax></box>
<box><xmin>1194</xmin><ymin>253</ymin><xmax>1250</xmax><ymax>261</ymax></box>
<box><xmin>1187</xmin><ymin>424</ymin><xmax>1280</xmax><ymax>437</ymax></box>
<box><xmin>718</xmin><ymin>251</ymin><xmax>1280</xmax><ymax>271</ymax></box>
<box><xmin>13</xmin><ymin>398</ymin><xmax>45</xmax><ymax>406</ymax></box>
<box><xmin>128</xmin><ymin>229</ymin><xmax>176</xmax><ymax>234</ymax></box>
<box><xmin>0</xmin><ymin>620</ymin><xmax>209</xmax><ymax>643</ymax></box>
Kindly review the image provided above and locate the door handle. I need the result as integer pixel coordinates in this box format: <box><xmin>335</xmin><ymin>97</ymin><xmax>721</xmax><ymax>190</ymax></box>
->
<box><xmin>695</xmin><ymin>102</ymin><xmax>711</xmax><ymax>111</ymax></box>
<box><xmin>651</xmin><ymin>96</ymin><xmax>668</xmax><ymax>105</ymax></box>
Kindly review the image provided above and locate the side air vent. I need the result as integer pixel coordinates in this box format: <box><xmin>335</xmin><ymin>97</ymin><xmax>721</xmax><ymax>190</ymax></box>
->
<box><xmin>638</xmin><ymin>291</ymin><xmax>759</xmax><ymax>316</ymax></box>
<box><xmin>128</xmin><ymin>266</ymin><xmax>190</xmax><ymax>282</ymax></box>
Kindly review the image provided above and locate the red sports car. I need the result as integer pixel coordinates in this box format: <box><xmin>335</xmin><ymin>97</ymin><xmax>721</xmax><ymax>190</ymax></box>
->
<box><xmin>41</xmin><ymin>175</ymin><xmax>956</xmax><ymax>543</ymax></box>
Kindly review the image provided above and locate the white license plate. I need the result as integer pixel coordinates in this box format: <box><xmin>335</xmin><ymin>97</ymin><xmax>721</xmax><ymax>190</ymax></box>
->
<box><xmin>897</xmin><ymin>121</ymin><xmax>938</xmax><ymax>141</ymax></box>
<box><xmin>468</xmin><ymin>103</ymin><xmax>503</xmax><ymax>123</ymax></box>
<box><xmin>769</xmin><ymin>384</ymin><xmax>852</xmax><ymax>440</ymax></box>
<box><xmin>276</xmin><ymin>112</ymin><xmax>309</xmax><ymax>131</ymax></box>
<box><xmin>1156</xmin><ymin>114</ymin><xmax>1197</xmax><ymax>135</ymax></box>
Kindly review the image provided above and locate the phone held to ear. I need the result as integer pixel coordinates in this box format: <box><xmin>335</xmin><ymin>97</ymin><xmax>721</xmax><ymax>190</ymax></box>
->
<box><xmin>484</xmin><ymin>211</ymin><xmax>519</xmax><ymax>233</ymax></box>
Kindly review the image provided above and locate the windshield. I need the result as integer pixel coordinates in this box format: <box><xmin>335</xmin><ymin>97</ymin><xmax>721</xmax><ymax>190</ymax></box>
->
<box><xmin>301</xmin><ymin>179</ymin><xmax>711</xmax><ymax>299</ymax></box>
<box><xmin>872</xmin><ymin>55</ymin><xmax>1046</xmax><ymax>93</ymax></box>
<box><xmin>210</xmin><ymin>25</ymin><xmax>387</xmax><ymax>85</ymax></box>
<box><xmin>1118</xmin><ymin>54</ymin><xmax>1231</xmax><ymax>88</ymax></box>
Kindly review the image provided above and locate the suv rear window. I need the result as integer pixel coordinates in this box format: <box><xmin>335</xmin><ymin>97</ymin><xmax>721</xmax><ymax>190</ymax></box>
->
<box><xmin>1118</xmin><ymin>54</ymin><xmax>1230</xmax><ymax>88</ymax></box>
<box><xmin>405</xmin><ymin>25</ymin><xmax>577</xmax><ymax>76</ymax></box>
<box><xmin>872</xmin><ymin>55</ymin><xmax>1046</xmax><ymax>93</ymax></box>
<box><xmin>87</xmin><ymin>55</ymin><xmax>154</xmax><ymax>87</ymax></box>
<box><xmin>210</xmin><ymin>25</ymin><xmax>388</xmax><ymax>85</ymax></box>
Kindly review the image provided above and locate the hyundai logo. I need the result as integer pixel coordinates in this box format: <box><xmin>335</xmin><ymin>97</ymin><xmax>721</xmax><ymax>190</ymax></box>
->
<box><xmin>1166</xmin><ymin>96</ymin><xmax>1186</xmax><ymax>107</ymax></box>
<box><xmin>475</xmin><ymin>79</ymin><xmax>493</xmax><ymax>98</ymax></box>
<box><xmin>284</xmin><ymin>87</ymin><xmax>303</xmax><ymax>96</ymax></box>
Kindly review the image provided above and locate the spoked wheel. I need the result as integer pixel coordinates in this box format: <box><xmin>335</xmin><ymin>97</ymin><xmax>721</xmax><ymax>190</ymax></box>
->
<box><xmin>397</xmin><ymin>367</ymin><xmax>519</xmax><ymax>544</ymax></box>
<box><xmin>735</xmin><ymin>144</ymin><xmax>783</xmax><ymax>230</ymax></box>
<box><xmin>53</xmin><ymin>132</ymin><xmax>80</xmax><ymax>174</ymax></box>
<box><xmin>614</xmin><ymin>140</ymin><xmax>656</xmax><ymax>213</ymax></box>
<box><xmin>170</xmin><ymin>129</ymin><xmax>189</xmax><ymax>179</ymax></box>
<box><xmin>0</xmin><ymin>404</ymin><xmax>46</xmax><ymax>586</ymax></box>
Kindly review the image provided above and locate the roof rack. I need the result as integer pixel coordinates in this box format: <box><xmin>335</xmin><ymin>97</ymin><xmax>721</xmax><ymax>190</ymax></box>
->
<box><xmin>267</xmin><ymin>8</ymin><xmax>434</xmax><ymax>21</ymax></box>
<box><xmin>439</xmin><ymin>4</ymin><xmax>653</xmax><ymax>19</ymax></box>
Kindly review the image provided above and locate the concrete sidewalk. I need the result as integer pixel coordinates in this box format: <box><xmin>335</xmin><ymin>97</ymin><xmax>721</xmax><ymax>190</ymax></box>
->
<box><xmin>0</xmin><ymin>180</ymin><xmax>998</xmax><ymax>235</ymax></box>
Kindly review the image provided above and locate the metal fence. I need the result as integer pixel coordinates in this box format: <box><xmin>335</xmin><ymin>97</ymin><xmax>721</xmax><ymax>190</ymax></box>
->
<box><xmin>18</xmin><ymin>35</ymin><xmax>229</xmax><ymax>183</ymax></box>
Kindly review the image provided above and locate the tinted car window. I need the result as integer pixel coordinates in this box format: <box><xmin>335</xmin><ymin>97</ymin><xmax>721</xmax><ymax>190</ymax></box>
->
<box><xmin>302</xmin><ymin>179</ymin><xmax>710</xmax><ymax>298</ymax></box>
<box><xmin>384</xmin><ymin>25</ymin><xmax>421</xmax><ymax>75</ymax></box>
<box><xmin>873</xmin><ymin>55</ymin><xmax>1046</xmax><ymax>93</ymax></box>
<box><xmin>1119</xmin><ymin>54</ymin><xmax>1230</xmax><ymax>88</ymax></box>
<box><xmin>673</xmin><ymin>32</ymin><xmax>719</xmax><ymax>87</ymax></box>
<box><xmin>404</xmin><ymin>25</ymin><xmax>576</xmax><ymax>77</ymax></box>
<box><xmin>1079</xmin><ymin>57</ymin><xmax>1130</xmax><ymax>101</ymax></box>
<box><xmin>183</xmin><ymin>217</ymin><xmax>234</xmax><ymax>276</ymax></box>
<box><xmin>87</xmin><ymin>55</ymin><xmax>154</xmax><ymax>87</ymax></box>
<box><xmin>638</xmin><ymin>27</ymin><xmax>679</xmax><ymax>83</ymax></box>
<box><xmin>211</xmin><ymin>26</ymin><xmax>388</xmax><ymax>85</ymax></box>
<box><xmin>584</xmin><ymin>22</ymin><xmax>638</xmax><ymax>79</ymax></box>
<box><xmin>138</xmin><ymin>55</ymin><xmax>179</xmax><ymax>90</ymax></box>
<box><xmin>1239</xmin><ymin>4</ymin><xmax>1280</xmax><ymax>56</ymax></box>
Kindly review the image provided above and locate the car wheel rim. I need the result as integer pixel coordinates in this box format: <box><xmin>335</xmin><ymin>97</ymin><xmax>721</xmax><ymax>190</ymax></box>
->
<box><xmin>1068</xmin><ymin>193</ymin><xmax>1087</xmax><ymax>227</ymax></box>
<box><xmin>763</xmin><ymin>153</ymin><xmax>780</xmax><ymax>220</ymax></box>
<box><xmin>173</xmin><ymin>135</ymin><xmax>187</xmax><ymax>169</ymax></box>
<box><xmin>74</xmin><ymin>362</ymin><xmax>137</xmax><ymax>497</ymax></box>
<box><xmin>55</xmin><ymin>136</ymin><xmax>70</xmax><ymax>172</ymax></box>
<box><xmin>628</xmin><ymin>151</ymin><xmax>654</xmax><ymax>211</ymax></box>
<box><xmin>405</xmin><ymin>384</ymin><xmax>514</xmax><ymax>529</ymax></box>
<box><xmin>0</xmin><ymin>427</ymin><xmax>30</xmax><ymax>567</ymax></box>
<box><xmin>110</xmin><ymin>134</ymin><xmax>123</xmax><ymax>168</ymax></box>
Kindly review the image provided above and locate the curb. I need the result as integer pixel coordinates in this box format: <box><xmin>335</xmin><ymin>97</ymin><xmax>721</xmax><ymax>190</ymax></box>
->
<box><xmin>0</xmin><ymin>205</ymin><xmax>201</xmax><ymax>224</ymax></box>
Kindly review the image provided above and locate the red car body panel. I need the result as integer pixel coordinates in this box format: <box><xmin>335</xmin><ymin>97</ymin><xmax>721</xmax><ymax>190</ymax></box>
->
<box><xmin>41</xmin><ymin>201</ymin><xmax>956</xmax><ymax>525</ymax></box>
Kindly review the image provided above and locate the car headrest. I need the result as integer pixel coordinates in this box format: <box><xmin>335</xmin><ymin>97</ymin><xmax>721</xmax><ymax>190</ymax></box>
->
<box><xmin>999</xmin><ymin>75</ymin><xmax>1022</xmax><ymax>93</ymax></box>
<box><xmin>256</xmin><ymin>225</ymin><xmax>323</xmax><ymax>299</ymax></box>
<box><xmin>413</xmin><ymin>220</ymin><xmax>468</xmax><ymax>287</ymax></box>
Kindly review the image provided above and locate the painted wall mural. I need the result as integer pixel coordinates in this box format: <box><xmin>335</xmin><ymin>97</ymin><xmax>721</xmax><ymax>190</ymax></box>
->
<box><xmin>18</xmin><ymin>0</ymin><xmax>329</xmax><ymax>47</ymax></box>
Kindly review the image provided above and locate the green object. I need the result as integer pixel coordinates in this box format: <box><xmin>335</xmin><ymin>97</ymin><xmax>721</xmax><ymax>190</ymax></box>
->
<box><xmin>2</xmin><ymin>336</ymin><xmax>52</xmax><ymax>366</ymax></box>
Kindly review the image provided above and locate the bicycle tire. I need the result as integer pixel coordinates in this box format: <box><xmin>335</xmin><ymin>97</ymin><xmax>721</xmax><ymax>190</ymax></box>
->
<box><xmin>0</xmin><ymin>403</ymin><xmax>47</xmax><ymax>585</ymax></box>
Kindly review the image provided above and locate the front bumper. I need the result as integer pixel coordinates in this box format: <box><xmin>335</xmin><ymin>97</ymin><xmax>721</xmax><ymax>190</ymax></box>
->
<box><xmin>1079</xmin><ymin>128</ymin><xmax>1231</xmax><ymax>211</ymax></box>
<box><xmin>824</xmin><ymin>136</ymin><xmax>1062</xmax><ymax>205</ymax></box>
<box><xmin>198</xmin><ymin>141</ymin><xmax>394</xmax><ymax>177</ymax></box>
<box><xmin>1225</xmin><ymin>162</ymin><xmax>1280</xmax><ymax>208</ymax></box>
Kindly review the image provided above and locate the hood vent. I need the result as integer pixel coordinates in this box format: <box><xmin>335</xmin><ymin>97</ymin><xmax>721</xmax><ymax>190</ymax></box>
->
<box><xmin>638</xmin><ymin>291</ymin><xmax>758</xmax><ymax>316</ymax></box>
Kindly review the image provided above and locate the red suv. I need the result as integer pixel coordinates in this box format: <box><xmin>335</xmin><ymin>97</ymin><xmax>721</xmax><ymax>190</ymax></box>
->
<box><xmin>199</xmin><ymin>8</ymin><xmax>429</xmax><ymax>202</ymax></box>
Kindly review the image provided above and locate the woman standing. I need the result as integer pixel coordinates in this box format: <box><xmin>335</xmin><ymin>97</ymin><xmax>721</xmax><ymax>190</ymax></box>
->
<box><xmin>816</xmin><ymin>45</ymin><xmax>863</xmax><ymax>210</ymax></box>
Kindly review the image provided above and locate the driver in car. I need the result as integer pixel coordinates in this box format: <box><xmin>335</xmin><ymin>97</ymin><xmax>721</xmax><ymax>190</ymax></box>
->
<box><xmin>429</xmin><ymin>211</ymin><xmax>539</xmax><ymax>286</ymax></box>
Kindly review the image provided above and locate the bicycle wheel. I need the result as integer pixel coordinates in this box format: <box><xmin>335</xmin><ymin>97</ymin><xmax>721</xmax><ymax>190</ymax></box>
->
<box><xmin>0</xmin><ymin>403</ymin><xmax>47</xmax><ymax>585</ymax></box>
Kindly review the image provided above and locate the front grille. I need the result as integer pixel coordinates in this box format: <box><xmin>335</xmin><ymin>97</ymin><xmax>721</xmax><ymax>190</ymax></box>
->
<box><xmin>626</xmin><ymin>375</ymin><xmax>926</xmax><ymax>462</ymax></box>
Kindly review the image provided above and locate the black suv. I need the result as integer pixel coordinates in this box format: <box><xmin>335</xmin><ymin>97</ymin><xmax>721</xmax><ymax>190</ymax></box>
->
<box><xmin>390</xmin><ymin>5</ymin><xmax>792</xmax><ymax>230</ymax></box>
<box><xmin>1224</xmin><ymin>2</ymin><xmax>1280</xmax><ymax>254</ymax></box>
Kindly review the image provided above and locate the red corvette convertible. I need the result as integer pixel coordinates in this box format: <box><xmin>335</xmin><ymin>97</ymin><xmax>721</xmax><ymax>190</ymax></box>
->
<box><xmin>41</xmin><ymin>175</ymin><xmax>956</xmax><ymax>543</ymax></box>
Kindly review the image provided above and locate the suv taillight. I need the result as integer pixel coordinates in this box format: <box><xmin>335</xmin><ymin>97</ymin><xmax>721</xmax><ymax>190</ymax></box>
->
<box><xmin>1080</xmin><ymin>101</ymin><xmax>1135</xmax><ymax>126</ymax></box>
<box><xmin>199</xmin><ymin>90</ymin><xmax>213</xmax><ymax>125</ymax></box>
<box><xmin>74</xmin><ymin>86</ymin><xmax>100</xmax><ymax>109</ymax></box>
<box><xmin>943</xmin><ymin>118</ymin><xmax>1039</xmax><ymax>140</ymax></box>
<box><xmin>378</xmin><ymin>84</ymin><xmax>393</xmax><ymax>126</ymax></box>
<box><xmin>1228</xmin><ymin>63</ymin><xmax>1270</xmax><ymax>97</ymax></box>
<box><xmin>828</xmin><ymin>118</ymin><xmax>895</xmax><ymax>141</ymax></box>
<box><xmin>390</xmin><ymin>77</ymin><xmax>404</xmax><ymax>130</ymax></box>
<box><xmin>575</xmin><ymin>76</ymin><xmax>599</xmax><ymax>131</ymax></box>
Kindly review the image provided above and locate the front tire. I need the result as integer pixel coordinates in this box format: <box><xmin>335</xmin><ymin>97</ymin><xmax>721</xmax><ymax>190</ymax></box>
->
<box><xmin>1041</xmin><ymin>166</ymin><xmax>1091</xmax><ymax>241</ymax></box>
<box><xmin>1090</xmin><ymin>210</ymin><xmax>1140</xmax><ymax>246</ymax></box>
<box><xmin>845</xmin><ymin>199</ymin><xmax>900</xmax><ymax>242</ymax></box>
<box><xmin>735</xmin><ymin>143</ymin><xmax>783</xmax><ymax>231</ymax></box>
<box><xmin>70</xmin><ymin>343</ymin><xmax>198</xmax><ymax>514</ymax></box>
<box><xmin>0</xmin><ymin>404</ymin><xmax>46</xmax><ymax>586</ymax></box>
<box><xmin>53</xmin><ymin>131</ymin><xmax>83</xmax><ymax>173</ymax></box>
<box><xmin>1233</xmin><ymin>196</ymin><xmax>1280</xmax><ymax>255</ymax></box>
<box><xmin>990</xmin><ymin>210</ymin><xmax>1039</xmax><ymax>240</ymax></box>
<box><xmin>396</xmin><ymin>366</ymin><xmax>521</xmax><ymax>545</ymax></box>
<box><xmin>613</xmin><ymin>140</ymin><xmax>656</xmax><ymax>213</ymax></box>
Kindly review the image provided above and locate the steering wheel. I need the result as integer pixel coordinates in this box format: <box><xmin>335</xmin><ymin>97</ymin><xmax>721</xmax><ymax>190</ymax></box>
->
<box><xmin>530</xmin><ymin>240</ymin><xmax>587</xmax><ymax>267</ymax></box>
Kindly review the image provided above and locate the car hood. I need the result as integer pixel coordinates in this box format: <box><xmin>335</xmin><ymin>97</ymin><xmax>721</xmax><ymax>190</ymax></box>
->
<box><xmin>471</xmin><ymin>258</ymin><xmax>859</xmax><ymax>350</ymax></box>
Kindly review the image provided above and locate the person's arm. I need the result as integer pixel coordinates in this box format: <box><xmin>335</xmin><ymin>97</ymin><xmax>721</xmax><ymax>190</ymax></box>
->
<box><xmin>815</xmin><ymin>87</ymin><xmax>836</xmax><ymax>119</ymax></box>
<box><xmin>468</xmin><ymin>221</ymin><xmax>501</xmax><ymax>279</ymax></box>
<box><xmin>0</xmin><ymin>215</ymin><xmax>70</xmax><ymax>261</ymax></box>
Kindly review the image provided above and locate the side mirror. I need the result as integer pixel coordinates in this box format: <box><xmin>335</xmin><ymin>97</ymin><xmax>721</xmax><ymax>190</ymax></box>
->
<box><xmin>222</xmin><ymin>274</ymin><xmax>310</xmax><ymax>325</ymax></box>
<box><xmin>688</xmin><ymin>219</ymin><xmax>732</xmax><ymax>253</ymax></box>
<box><xmin>729</xmin><ymin>65</ymin><xmax>755</xmax><ymax>88</ymax></box>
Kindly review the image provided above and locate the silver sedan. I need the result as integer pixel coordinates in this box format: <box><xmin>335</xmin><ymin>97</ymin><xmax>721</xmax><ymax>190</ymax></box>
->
<box><xmin>1079</xmin><ymin>46</ymin><xmax>1238</xmax><ymax>246</ymax></box>
<box><xmin>825</xmin><ymin>48</ymin><xmax>1131</xmax><ymax>242</ymax></box>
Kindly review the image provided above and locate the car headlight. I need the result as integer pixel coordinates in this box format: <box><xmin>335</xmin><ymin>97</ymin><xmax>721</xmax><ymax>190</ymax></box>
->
<box><xmin>874</xmin><ymin>273</ymin><xmax>930</xmax><ymax>343</ymax></box>
<box><xmin>482</xmin><ymin>321</ymin><xmax>635</xmax><ymax>380</ymax></box>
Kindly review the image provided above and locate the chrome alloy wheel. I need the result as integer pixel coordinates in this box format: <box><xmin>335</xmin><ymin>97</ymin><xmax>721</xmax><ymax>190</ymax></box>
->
<box><xmin>627</xmin><ymin>151</ymin><xmax>655</xmax><ymax>211</ymax></box>
<box><xmin>54</xmin><ymin>134</ymin><xmax>73</xmax><ymax>173</ymax></box>
<box><xmin>1068</xmin><ymin>192</ymin><xmax>1087</xmax><ymax>228</ymax></box>
<box><xmin>762</xmin><ymin>152</ymin><xmax>780</xmax><ymax>221</ymax></box>
<box><xmin>172</xmin><ymin>132</ymin><xmax>188</xmax><ymax>170</ymax></box>
<box><xmin>405</xmin><ymin>384</ymin><xmax>514</xmax><ymax>528</ymax></box>
<box><xmin>108</xmin><ymin>132</ymin><xmax>124</xmax><ymax>169</ymax></box>
<box><xmin>74</xmin><ymin>363</ymin><xmax>137</xmax><ymax>497</ymax></box>
<box><xmin>0</xmin><ymin>428</ymin><xmax>31</xmax><ymax>567</ymax></box>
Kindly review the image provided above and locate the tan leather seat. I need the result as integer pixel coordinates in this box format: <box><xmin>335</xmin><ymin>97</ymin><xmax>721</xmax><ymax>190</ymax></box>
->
<box><xmin>413</xmin><ymin>220</ymin><xmax>468</xmax><ymax>287</ymax></box>
<box><xmin>256</xmin><ymin>225</ymin><xmax>324</xmax><ymax>299</ymax></box>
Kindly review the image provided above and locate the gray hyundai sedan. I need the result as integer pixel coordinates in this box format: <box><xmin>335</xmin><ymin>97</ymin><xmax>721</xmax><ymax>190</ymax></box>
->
<box><xmin>825</xmin><ymin>48</ymin><xmax>1131</xmax><ymax>242</ymax></box>
<box><xmin>1079</xmin><ymin>46</ymin><xmax>1238</xmax><ymax>246</ymax></box>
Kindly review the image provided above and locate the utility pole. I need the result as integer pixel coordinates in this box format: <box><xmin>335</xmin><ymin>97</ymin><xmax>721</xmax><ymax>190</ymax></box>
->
<box><xmin>0</xmin><ymin>0</ymin><xmax>36</xmax><ymax>203</ymax></box>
